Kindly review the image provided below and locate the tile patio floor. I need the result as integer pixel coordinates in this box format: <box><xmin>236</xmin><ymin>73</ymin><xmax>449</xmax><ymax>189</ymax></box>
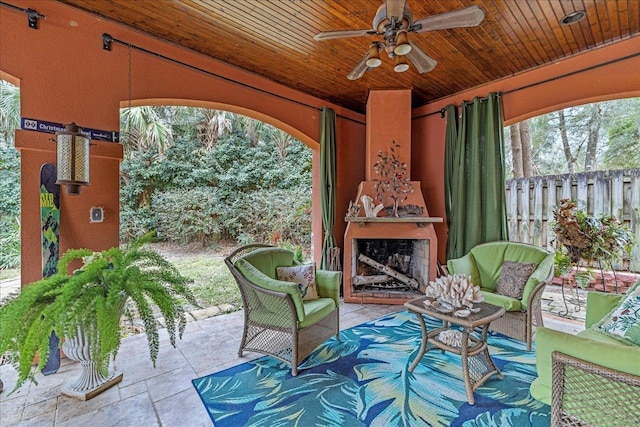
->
<box><xmin>1</xmin><ymin>296</ymin><xmax>584</xmax><ymax>426</ymax></box>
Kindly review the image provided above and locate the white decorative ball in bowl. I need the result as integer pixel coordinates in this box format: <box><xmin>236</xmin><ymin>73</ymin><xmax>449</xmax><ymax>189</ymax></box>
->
<box><xmin>423</xmin><ymin>274</ymin><xmax>483</xmax><ymax>317</ymax></box>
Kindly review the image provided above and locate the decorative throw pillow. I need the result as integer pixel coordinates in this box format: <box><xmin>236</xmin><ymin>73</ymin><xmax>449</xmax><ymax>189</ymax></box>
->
<box><xmin>276</xmin><ymin>264</ymin><xmax>319</xmax><ymax>301</ymax></box>
<box><xmin>593</xmin><ymin>281</ymin><xmax>640</xmax><ymax>346</ymax></box>
<box><xmin>494</xmin><ymin>261</ymin><xmax>537</xmax><ymax>299</ymax></box>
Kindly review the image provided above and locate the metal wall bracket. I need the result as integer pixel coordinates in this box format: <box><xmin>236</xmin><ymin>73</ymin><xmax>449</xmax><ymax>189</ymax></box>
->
<box><xmin>26</xmin><ymin>8</ymin><xmax>41</xmax><ymax>29</ymax></box>
<box><xmin>102</xmin><ymin>33</ymin><xmax>113</xmax><ymax>51</ymax></box>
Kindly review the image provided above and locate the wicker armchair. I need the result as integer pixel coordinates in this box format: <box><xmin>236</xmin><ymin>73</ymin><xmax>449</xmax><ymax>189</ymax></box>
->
<box><xmin>225</xmin><ymin>244</ymin><xmax>341</xmax><ymax>376</ymax></box>
<box><xmin>551</xmin><ymin>351</ymin><xmax>640</xmax><ymax>427</ymax></box>
<box><xmin>447</xmin><ymin>241</ymin><xmax>554</xmax><ymax>350</ymax></box>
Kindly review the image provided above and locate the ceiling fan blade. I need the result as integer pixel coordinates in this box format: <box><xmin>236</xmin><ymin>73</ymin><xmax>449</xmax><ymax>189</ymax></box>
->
<box><xmin>347</xmin><ymin>54</ymin><xmax>370</xmax><ymax>80</ymax></box>
<box><xmin>411</xmin><ymin>5</ymin><xmax>485</xmax><ymax>33</ymax></box>
<box><xmin>314</xmin><ymin>29</ymin><xmax>375</xmax><ymax>41</ymax></box>
<box><xmin>386</xmin><ymin>0</ymin><xmax>406</xmax><ymax>20</ymax></box>
<box><xmin>406</xmin><ymin>42</ymin><xmax>437</xmax><ymax>73</ymax></box>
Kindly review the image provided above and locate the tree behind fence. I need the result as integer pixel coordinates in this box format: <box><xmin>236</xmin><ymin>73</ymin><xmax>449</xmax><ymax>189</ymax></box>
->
<box><xmin>505</xmin><ymin>168</ymin><xmax>640</xmax><ymax>272</ymax></box>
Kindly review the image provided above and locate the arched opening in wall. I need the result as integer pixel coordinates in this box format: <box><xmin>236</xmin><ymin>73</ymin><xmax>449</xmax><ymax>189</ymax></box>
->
<box><xmin>504</xmin><ymin>98</ymin><xmax>640</xmax><ymax>179</ymax></box>
<box><xmin>0</xmin><ymin>79</ymin><xmax>21</xmax><ymax>286</ymax></box>
<box><xmin>119</xmin><ymin>105</ymin><xmax>313</xmax><ymax>308</ymax></box>
<box><xmin>504</xmin><ymin>97</ymin><xmax>640</xmax><ymax>289</ymax></box>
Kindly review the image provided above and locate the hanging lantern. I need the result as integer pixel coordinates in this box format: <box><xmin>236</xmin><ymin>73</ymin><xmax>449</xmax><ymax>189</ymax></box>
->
<box><xmin>55</xmin><ymin>122</ymin><xmax>90</xmax><ymax>195</ymax></box>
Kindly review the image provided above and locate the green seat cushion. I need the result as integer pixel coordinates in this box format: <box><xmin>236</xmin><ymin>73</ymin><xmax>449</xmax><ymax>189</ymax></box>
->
<box><xmin>481</xmin><ymin>289</ymin><xmax>523</xmax><ymax>311</ymax></box>
<box><xmin>239</xmin><ymin>247</ymin><xmax>295</xmax><ymax>279</ymax></box>
<box><xmin>532</xmin><ymin>326</ymin><xmax>640</xmax><ymax>404</ymax></box>
<box><xmin>299</xmin><ymin>298</ymin><xmax>336</xmax><ymax>329</ymax></box>
<box><xmin>249</xmin><ymin>297</ymin><xmax>335</xmax><ymax>330</ymax></box>
<box><xmin>529</xmin><ymin>377</ymin><xmax>550</xmax><ymax>405</ymax></box>
<box><xmin>448</xmin><ymin>242</ymin><xmax>553</xmax><ymax>308</ymax></box>
<box><xmin>469</xmin><ymin>243</ymin><xmax>509</xmax><ymax>291</ymax></box>
<box><xmin>447</xmin><ymin>254</ymin><xmax>481</xmax><ymax>285</ymax></box>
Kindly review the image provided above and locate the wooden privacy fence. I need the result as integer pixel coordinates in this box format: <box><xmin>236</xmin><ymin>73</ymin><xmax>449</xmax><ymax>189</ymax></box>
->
<box><xmin>505</xmin><ymin>168</ymin><xmax>640</xmax><ymax>272</ymax></box>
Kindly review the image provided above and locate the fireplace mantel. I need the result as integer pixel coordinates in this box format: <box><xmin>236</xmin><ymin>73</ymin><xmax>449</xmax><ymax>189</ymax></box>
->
<box><xmin>345</xmin><ymin>216</ymin><xmax>443</xmax><ymax>227</ymax></box>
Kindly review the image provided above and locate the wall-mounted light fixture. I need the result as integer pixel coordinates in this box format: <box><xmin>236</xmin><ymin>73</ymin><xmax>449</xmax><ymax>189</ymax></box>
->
<box><xmin>55</xmin><ymin>123</ymin><xmax>90</xmax><ymax>195</ymax></box>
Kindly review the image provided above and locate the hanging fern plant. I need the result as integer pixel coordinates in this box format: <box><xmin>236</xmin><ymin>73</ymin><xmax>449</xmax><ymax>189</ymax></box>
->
<box><xmin>0</xmin><ymin>232</ymin><xmax>198</xmax><ymax>392</ymax></box>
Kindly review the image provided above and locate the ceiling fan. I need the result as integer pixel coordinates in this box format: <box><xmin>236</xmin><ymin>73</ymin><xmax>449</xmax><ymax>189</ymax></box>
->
<box><xmin>313</xmin><ymin>0</ymin><xmax>485</xmax><ymax>80</ymax></box>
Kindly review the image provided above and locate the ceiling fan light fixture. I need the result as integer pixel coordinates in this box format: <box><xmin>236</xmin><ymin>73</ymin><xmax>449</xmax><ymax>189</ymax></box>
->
<box><xmin>394</xmin><ymin>31</ymin><xmax>412</xmax><ymax>55</ymax></box>
<box><xmin>560</xmin><ymin>10</ymin><xmax>586</xmax><ymax>25</ymax></box>
<box><xmin>394</xmin><ymin>55</ymin><xmax>409</xmax><ymax>73</ymax></box>
<box><xmin>365</xmin><ymin>44</ymin><xmax>382</xmax><ymax>68</ymax></box>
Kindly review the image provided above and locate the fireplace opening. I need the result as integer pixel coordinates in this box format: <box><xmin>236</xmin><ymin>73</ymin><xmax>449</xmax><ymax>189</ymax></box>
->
<box><xmin>351</xmin><ymin>238</ymin><xmax>428</xmax><ymax>298</ymax></box>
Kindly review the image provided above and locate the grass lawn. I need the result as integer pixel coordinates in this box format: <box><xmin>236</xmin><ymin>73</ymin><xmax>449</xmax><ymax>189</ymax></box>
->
<box><xmin>172</xmin><ymin>256</ymin><xmax>241</xmax><ymax>310</ymax></box>
<box><xmin>151</xmin><ymin>242</ymin><xmax>242</xmax><ymax>312</ymax></box>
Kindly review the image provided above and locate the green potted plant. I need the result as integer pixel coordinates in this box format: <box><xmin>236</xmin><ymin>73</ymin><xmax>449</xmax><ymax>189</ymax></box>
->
<box><xmin>553</xmin><ymin>199</ymin><xmax>634</xmax><ymax>264</ymax></box>
<box><xmin>0</xmin><ymin>232</ymin><xmax>198</xmax><ymax>399</ymax></box>
<box><xmin>553</xmin><ymin>199</ymin><xmax>634</xmax><ymax>289</ymax></box>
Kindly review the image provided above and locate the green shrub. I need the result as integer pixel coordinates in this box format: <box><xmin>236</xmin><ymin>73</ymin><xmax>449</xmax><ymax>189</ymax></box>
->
<box><xmin>0</xmin><ymin>217</ymin><xmax>20</xmax><ymax>269</ymax></box>
<box><xmin>0</xmin><ymin>145</ymin><xmax>20</xmax><ymax>269</ymax></box>
<box><xmin>152</xmin><ymin>187</ymin><xmax>223</xmax><ymax>245</ymax></box>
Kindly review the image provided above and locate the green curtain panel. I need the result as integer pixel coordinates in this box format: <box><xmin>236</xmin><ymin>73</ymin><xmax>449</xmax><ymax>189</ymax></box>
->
<box><xmin>445</xmin><ymin>93</ymin><xmax>508</xmax><ymax>261</ymax></box>
<box><xmin>444</xmin><ymin>104</ymin><xmax>459</xmax><ymax>261</ymax></box>
<box><xmin>320</xmin><ymin>107</ymin><xmax>337</xmax><ymax>270</ymax></box>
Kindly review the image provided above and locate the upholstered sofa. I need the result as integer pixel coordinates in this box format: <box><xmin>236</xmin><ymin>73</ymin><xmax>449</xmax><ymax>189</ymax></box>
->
<box><xmin>530</xmin><ymin>290</ymin><xmax>640</xmax><ymax>406</ymax></box>
<box><xmin>225</xmin><ymin>244</ymin><xmax>341</xmax><ymax>375</ymax></box>
<box><xmin>447</xmin><ymin>241</ymin><xmax>554</xmax><ymax>350</ymax></box>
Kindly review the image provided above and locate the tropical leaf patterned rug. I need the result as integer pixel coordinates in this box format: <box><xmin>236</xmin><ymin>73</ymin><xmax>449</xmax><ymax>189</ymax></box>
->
<box><xmin>192</xmin><ymin>310</ymin><xmax>550</xmax><ymax>426</ymax></box>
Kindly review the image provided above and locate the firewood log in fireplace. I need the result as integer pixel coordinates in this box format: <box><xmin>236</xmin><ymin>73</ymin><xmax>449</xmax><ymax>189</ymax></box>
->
<box><xmin>358</xmin><ymin>254</ymin><xmax>420</xmax><ymax>290</ymax></box>
<box><xmin>352</xmin><ymin>275</ymin><xmax>391</xmax><ymax>286</ymax></box>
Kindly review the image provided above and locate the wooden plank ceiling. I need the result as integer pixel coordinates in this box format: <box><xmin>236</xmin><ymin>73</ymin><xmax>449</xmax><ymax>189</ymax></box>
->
<box><xmin>57</xmin><ymin>0</ymin><xmax>639</xmax><ymax>113</ymax></box>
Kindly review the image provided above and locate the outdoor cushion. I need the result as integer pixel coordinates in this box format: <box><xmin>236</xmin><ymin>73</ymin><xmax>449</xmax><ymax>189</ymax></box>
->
<box><xmin>276</xmin><ymin>264</ymin><xmax>319</xmax><ymax>301</ymax></box>
<box><xmin>593</xmin><ymin>281</ymin><xmax>640</xmax><ymax>346</ymax></box>
<box><xmin>239</xmin><ymin>247</ymin><xmax>295</xmax><ymax>279</ymax></box>
<box><xmin>495</xmin><ymin>261</ymin><xmax>537</xmax><ymax>299</ymax></box>
<box><xmin>480</xmin><ymin>290</ymin><xmax>523</xmax><ymax>312</ymax></box>
<box><xmin>299</xmin><ymin>298</ymin><xmax>336</xmax><ymax>329</ymax></box>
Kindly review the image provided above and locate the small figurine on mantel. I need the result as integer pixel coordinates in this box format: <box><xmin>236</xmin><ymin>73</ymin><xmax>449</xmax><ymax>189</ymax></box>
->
<box><xmin>346</xmin><ymin>200</ymin><xmax>361</xmax><ymax>218</ymax></box>
<box><xmin>361</xmin><ymin>195</ymin><xmax>384</xmax><ymax>218</ymax></box>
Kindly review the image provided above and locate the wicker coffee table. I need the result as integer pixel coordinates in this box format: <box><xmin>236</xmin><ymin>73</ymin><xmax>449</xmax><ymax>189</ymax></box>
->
<box><xmin>405</xmin><ymin>296</ymin><xmax>506</xmax><ymax>405</ymax></box>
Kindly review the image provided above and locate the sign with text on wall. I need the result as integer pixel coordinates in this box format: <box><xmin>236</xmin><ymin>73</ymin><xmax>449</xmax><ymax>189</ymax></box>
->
<box><xmin>21</xmin><ymin>118</ymin><xmax>120</xmax><ymax>142</ymax></box>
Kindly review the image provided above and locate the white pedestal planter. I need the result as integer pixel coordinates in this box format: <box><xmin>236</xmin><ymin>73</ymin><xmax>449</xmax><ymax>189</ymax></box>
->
<box><xmin>61</xmin><ymin>327</ymin><xmax>122</xmax><ymax>400</ymax></box>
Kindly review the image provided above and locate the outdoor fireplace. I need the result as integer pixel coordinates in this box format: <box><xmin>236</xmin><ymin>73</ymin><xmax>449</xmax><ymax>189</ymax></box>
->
<box><xmin>352</xmin><ymin>238</ymin><xmax>429</xmax><ymax>293</ymax></box>
<box><xmin>343</xmin><ymin>89</ymin><xmax>441</xmax><ymax>304</ymax></box>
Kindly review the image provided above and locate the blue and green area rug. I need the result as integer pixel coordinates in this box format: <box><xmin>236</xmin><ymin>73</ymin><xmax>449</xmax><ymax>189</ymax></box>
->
<box><xmin>192</xmin><ymin>310</ymin><xmax>549</xmax><ymax>426</ymax></box>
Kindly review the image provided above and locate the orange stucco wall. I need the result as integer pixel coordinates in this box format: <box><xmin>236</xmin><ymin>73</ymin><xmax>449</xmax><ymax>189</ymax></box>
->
<box><xmin>365</xmin><ymin>90</ymin><xmax>412</xmax><ymax>180</ymax></box>
<box><xmin>4</xmin><ymin>0</ymin><xmax>639</xmax><ymax>284</ymax></box>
